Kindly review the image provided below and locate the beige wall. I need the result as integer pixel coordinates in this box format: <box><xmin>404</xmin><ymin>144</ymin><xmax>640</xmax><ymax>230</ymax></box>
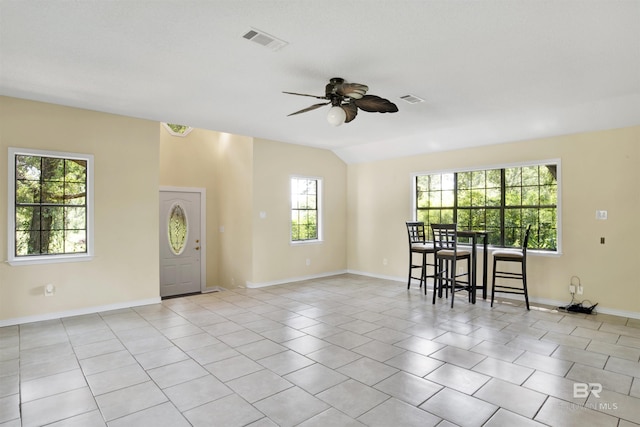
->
<box><xmin>214</xmin><ymin>133</ymin><xmax>253</xmax><ymax>289</ymax></box>
<box><xmin>3</xmin><ymin>95</ymin><xmax>637</xmax><ymax>322</ymax></box>
<box><xmin>251</xmin><ymin>138</ymin><xmax>348</xmax><ymax>285</ymax></box>
<box><xmin>0</xmin><ymin>97</ymin><xmax>160</xmax><ymax>322</ymax></box>
<box><xmin>159</xmin><ymin>134</ymin><xmax>347</xmax><ymax>288</ymax></box>
<box><xmin>347</xmin><ymin>126</ymin><xmax>640</xmax><ymax>315</ymax></box>
<box><xmin>159</xmin><ymin>127</ymin><xmax>253</xmax><ymax>289</ymax></box>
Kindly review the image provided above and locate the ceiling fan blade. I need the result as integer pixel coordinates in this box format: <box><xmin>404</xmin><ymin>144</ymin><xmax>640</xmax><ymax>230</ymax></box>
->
<box><xmin>354</xmin><ymin>95</ymin><xmax>399</xmax><ymax>113</ymax></box>
<box><xmin>336</xmin><ymin>83</ymin><xmax>369</xmax><ymax>99</ymax></box>
<box><xmin>283</xmin><ymin>91</ymin><xmax>328</xmax><ymax>100</ymax></box>
<box><xmin>342</xmin><ymin>102</ymin><xmax>358</xmax><ymax>123</ymax></box>
<box><xmin>287</xmin><ymin>102</ymin><xmax>330</xmax><ymax>116</ymax></box>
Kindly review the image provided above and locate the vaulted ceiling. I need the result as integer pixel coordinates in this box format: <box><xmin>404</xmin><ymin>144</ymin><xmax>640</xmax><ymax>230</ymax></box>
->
<box><xmin>2</xmin><ymin>1</ymin><xmax>639</xmax><ymax>163</ymax></box>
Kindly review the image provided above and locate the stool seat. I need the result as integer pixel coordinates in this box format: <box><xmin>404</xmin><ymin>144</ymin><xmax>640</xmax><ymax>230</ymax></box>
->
<box><xmin>492</xmin><ymin>249</ymin><xmax>523</xmax><ymax>259</ymax></box>
<box><xmin>436</xmin><ymin>248</ymin><xmax>471</xmax><ymax>258</ymax></box>
<box><xmin>411</xmin><ymin>242</ymin><xmax>435</xmax><ymax>251</ymax></box>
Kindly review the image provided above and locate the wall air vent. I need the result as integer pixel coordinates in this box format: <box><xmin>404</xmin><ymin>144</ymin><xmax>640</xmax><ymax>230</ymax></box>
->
<box><xmin>242</xmin><ymin>28</ymin><xmax>288</xmax><ymax>51</ymax></box>
<box><xmin>400</xmin><ymin>94</ymin><xmax>425</xmax><ymax>104</ymax></box>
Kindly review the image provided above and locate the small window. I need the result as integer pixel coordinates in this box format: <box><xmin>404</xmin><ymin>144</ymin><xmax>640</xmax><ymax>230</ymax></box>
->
<box><xmin>8</xmin><ymin>148</ymin><xmax>94</xmax><ymax>265</ymax></box>
<box><xmin>290</xmin><ymin>176</ymin><xmax>322</xmax><ymax>243</ymax></box>
<box><xmin>162</xmin><ymin>123</ymin><xmax>193</xmax><ymax>137</ymax></box>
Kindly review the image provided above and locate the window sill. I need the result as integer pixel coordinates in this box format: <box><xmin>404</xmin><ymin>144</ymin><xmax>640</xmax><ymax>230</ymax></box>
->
<box><xmin>290</xmin><ymin>240</ymin><xmax>323</xmax><ymax>246</ymax></box>
<box><xmin>528</xmin><ymin>249</ymin><xmax>562</xmax><ymax>257</ymax></box>
<box><xmin>7</xmin><ymin>254</ymin><xmax>94</xmax><ymax>266</ymax></box>
<box><xmin>485</xmin><ymin>247</ymin><xmax>562</xmax><ymax>257</ymax></box>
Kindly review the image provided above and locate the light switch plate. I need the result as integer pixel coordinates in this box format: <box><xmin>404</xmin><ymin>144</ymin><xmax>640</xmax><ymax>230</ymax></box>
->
<box><xmin>596</xmin><ymin>210</ymin><xmax>607</xmax><ymax>220</ymax></box>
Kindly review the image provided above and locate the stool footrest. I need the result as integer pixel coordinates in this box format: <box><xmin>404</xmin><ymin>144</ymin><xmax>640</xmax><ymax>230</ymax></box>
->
<box><xmin>494</xmin><ymin>272</ymin><xmax>523</xmax><ymax>279</ymax></box>
<box><xmin>492</xmin><ymin>286</ymin><xmax>526</xmax><ymax>294</ymax></box>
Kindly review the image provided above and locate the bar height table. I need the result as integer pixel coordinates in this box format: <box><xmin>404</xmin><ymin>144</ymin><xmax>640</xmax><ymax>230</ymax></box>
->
<box><xmin>456</xmin><ymin>230</ymin><xmax>489</xmax><ymax>303</ymax></box>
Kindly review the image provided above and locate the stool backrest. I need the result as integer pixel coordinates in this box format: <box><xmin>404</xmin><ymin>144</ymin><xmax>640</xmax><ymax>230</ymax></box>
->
<box><xmin>430</xmin><ymin>223</ymin><xmax>458</xmax><ymax>250</ymax></box>
<box><xmin>406</xmin><ymin>221</ymin><xmax>426</xmax><ymax>244</ymax></box>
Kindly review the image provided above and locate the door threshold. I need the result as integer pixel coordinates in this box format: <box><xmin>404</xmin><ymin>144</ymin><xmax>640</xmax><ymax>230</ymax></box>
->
<box><xmin>161</xmin><ymin>291</ymin><xmax>201</xmax><ymax>300</ymax></box>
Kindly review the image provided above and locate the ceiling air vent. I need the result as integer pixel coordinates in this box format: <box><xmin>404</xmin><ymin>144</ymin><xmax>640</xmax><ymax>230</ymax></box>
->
<box><xmin>400</xmin><ymin>94</ymin><xmax>424</xmax><ymax>104</ymax></box>
<box><xmin>242</xmin><ymin>28</ymin><xmax>288</xmax><ymax>51</ymax></box>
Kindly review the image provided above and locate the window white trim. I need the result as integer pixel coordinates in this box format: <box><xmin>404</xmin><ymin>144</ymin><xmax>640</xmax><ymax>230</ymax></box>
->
<box><xmin>411</xmin><ymin>158</ymin><xmax>562</xmax><ymax>255</ymax></box>
<box><xmin>7</xmin><ymin>147</ymin><xmax>95</xmax><ymax>266</ymax></box>
<box><xmin>290</xmin><ymin>175</ymin><xmax>323</xmax><ymax>245</ymax></box>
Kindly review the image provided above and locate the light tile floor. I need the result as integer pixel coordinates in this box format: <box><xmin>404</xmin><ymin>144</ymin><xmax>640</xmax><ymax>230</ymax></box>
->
<box><xmin>1</xmin><ymin>274</ymin><xmax>639</xmax><ymax>426</ymax></box>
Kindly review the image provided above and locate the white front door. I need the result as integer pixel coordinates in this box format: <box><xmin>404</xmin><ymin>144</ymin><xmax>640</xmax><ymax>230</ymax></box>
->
<box><xmin>159</xmin><ymin>190</ymin><xmax>202</xmax><ymax>297</ymax></box>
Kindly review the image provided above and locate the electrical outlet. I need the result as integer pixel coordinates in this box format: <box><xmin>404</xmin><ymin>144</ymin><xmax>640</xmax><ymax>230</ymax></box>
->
<box><xmin>306</xmin><ymin>258</ymin><xmax>311</xmax><ymax>266</ymax></box>
<box><xmin>44</xmin><ymin>283</ymin><xmax>55</xmax><ymax>297</ymax></box>
<box><xmin>577</xmin><ymin>285</ymin><xmax>584</xmax><ymax>295</ymax></box>
<box><xmin>383</xmin><ymin>258</ymin><xmax>388</xmax><ymax>266</ymax></box>
<box><xmin>569</xmin><ymin>284</ymin><xmax>576</xmax><ymax>294</ymax></box>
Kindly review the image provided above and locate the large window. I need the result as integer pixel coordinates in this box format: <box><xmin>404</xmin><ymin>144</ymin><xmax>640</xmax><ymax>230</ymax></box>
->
<box><xmin>291</xmin><ymin>176</ymin><xmax>322</xmax><ymax>242</ymax></box>
<box><xmin>8</xmin><ymin>148</ymin><xmax>94</xmax><ymax>265</ymax></box>
<box><xmin>415</xmin><ymin>161</ymin><xmax>559</xmax><ymax>251</ymax></box>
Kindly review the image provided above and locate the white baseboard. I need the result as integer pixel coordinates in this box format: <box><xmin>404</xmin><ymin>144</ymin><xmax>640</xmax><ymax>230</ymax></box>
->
<box><xmin>4</xmin><ymin>272</ymin><xmax>636</xmax><ymax>326</ymax></box>
<box><xmin>0</xmin><ymin>297</ymin><xmax>161</xmax><ymax>327</ymax></box>
<box><xmin>246</xmin><ymin>270</ymin><xmax>348</xmax><ymax>289</ymax></box>
<box><xmin>346</xmin><ymin>269</ymin><xmax>406</xmax><ymax>283</ymax></box>
<box><xmin>347</xmin><ymin>269</ymin><xmax>640</xmax><ymax>320</ymax></box>
<box><xmin>203</xmin><ymin>286</ymin><xmax>225</xmax><ymax>293</ymax></box>
<box><xmin>526</xmin><ymin>296</ymin><xmax>640</xmax><ymax>320</ymax></box>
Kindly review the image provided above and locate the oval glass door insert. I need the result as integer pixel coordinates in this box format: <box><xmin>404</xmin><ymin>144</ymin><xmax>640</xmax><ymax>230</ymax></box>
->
<box><xmin>168</xmin><ymin>202</ymin><xmax>188</xmax><ymax>255</ymax></box>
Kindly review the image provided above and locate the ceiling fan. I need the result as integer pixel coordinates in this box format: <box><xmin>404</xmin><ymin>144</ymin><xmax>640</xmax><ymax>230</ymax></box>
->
<box><xmin>283</xmin><ymin>77</ymin><xmax>398</xmax><ymax>126</ymax></box>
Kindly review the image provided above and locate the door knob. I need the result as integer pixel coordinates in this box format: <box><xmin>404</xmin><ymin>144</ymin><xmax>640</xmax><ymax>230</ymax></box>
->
<box><xmin>195</xmin><ymin>246</ymin><xmax>200</xmax><ymax>250</ymax></box>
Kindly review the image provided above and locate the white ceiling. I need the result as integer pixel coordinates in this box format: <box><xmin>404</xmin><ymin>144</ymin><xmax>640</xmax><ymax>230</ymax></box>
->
<box><xmin>2</xmin><ymin>1</ymin><xmax>639</xmax><ymax>163</ymax></box>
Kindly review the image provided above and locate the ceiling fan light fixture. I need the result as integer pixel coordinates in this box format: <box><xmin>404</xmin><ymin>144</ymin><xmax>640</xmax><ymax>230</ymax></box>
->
<box><xmin>327</xmin><ymin>106</ymin><xmax>346</xmax><ymax>126</ymax></box>
<box><xmin>285</xmin><ymin>77</ymin><xmax>397</xmax><ymax>125</ymax></box>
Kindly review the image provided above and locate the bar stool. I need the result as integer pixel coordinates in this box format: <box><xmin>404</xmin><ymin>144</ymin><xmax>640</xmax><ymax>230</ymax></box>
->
<box><xmin>405</xmin><ymin>221</ymin><xmax>436</xmax><ymax>294</ymax></box>
<box><xmin>491</xmin><ymin>225</ymin><xmax>531</xmax><ymax>310</ymax></box>
<box><xmin>431</xmin><ymin>223</ymin><xmax>472</xmax><ymax>307</ymax></box>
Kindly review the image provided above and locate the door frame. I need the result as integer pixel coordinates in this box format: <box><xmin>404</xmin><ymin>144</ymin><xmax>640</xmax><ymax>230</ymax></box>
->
<box><xmin>160</xmin><ymin>186</ymin><xmax>207</xmax><ymax>294</ymax></box>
